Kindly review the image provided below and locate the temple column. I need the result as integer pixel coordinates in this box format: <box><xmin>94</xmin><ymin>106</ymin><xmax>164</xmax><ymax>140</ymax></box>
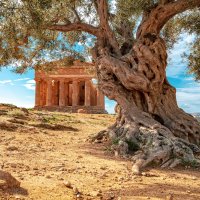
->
<box><xmin>72</xmin><ymin>80</ymin><xmax>79</xmax><ymax>106</ymax></box>
<box><xmin>35</xmin><ymin>79</ymin><xmax>41</xmax><ymax>106</ymax></box>
<box><xmin>65</xmin><ymin>81</ymin><xmax>69</xmax><ymax>106</ymax></box>
<box><xmin>97</xmin><ymin>89</ymin><xmax>105</xmax><ymax>108</ymax></box>
<box><xmin>46</xmin><ymin>79</ymin><xmax>52</xmax><ymax>106</ymax></box>
<box><xmin>39</xmin><ymin>81</ymin><xmax>44</xmax><ymax>106</ymax></box>
<box><xmin>85</xmin><ymin>80</ymin><xmax>91</xmax><ymax>106</ymax></box>
<box><xmin>59</xmin><ymin>79</ymin><xmax>65</xmax><ymax>106</ymax></box>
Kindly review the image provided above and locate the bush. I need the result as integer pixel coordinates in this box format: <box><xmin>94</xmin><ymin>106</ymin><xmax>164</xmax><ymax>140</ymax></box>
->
<box><xmin>7</xmin><ymin>109</ymin><xmax>27</xmax><ymax>119</ymax></box>
<box><xmin>125</xmin><ymin>139</ymin><xmax>140</xmax><ymax>152</ymax></box>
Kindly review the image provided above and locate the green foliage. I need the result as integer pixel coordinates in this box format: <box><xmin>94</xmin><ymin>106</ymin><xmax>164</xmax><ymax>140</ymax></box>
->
<box><xmin>0</xmin><ymin>0</ymin><xmax>199</xmax><ymax>79</ymax></box>
<box><xmin>0</xmin><ymin>0</ymin><xmax>91</xmax><ymax>72</ymax></box>
<box><xmin>181</xmin><ymin>158</ymin><xmax>200</xmax><ymax>168</ymax></box>
<box><xmin>112</xmin><ymin>138</ymin><xmax>120</xmax><ymax>145</ymax></box>
<box><xmin>176</xmin><ymin>9</ymin><xmax>200</xmax><ymax>79</ymax></box>
<box><xmin>161</xmin><ymin>18</ymin><xmax>182</xmax><ymax>49</ymax></box>
<box><xmin>188</xmin><ymin>37</ymin><xmax>200</xmax><ymax>80</ymax></box>
<box><xmin>125</xmin><ymin>139</ymin><xmax>140</xmax><ymax>152</ymax></box>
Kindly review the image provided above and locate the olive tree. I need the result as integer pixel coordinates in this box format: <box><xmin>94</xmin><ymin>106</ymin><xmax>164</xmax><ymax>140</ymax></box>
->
<box><xmin>1</xmin><ymin>0</ymin><xmax>200</xmax><ymax>173</ymax></box>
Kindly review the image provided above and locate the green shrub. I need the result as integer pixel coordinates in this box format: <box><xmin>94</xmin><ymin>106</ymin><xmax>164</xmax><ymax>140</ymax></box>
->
<box><xmin>7</xmin><ymin>109</ymin><xmax>26</xmax><ymax>118</ymax></box>
<box><xmin>112</xmin><ymin>138</ymin><xmax>120</xmax><ymax>145</ymax></box>
<box><xmin>125</xmin><ymin>139</ymin><xmax>140</xmax><ymax>152</ymax></box>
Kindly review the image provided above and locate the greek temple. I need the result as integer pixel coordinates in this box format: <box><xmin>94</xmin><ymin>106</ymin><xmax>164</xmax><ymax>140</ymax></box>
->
<box><xmin>34</xmin><ymin>60</ymin><xmax>107</xmax><ymax>114</ymax></box>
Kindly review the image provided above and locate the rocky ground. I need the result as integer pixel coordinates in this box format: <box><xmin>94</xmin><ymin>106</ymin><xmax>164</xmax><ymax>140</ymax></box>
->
<box><xmin>0</xmin><ymin>104</ymin><xmax>200</xmax><ymax>200</ymax></box>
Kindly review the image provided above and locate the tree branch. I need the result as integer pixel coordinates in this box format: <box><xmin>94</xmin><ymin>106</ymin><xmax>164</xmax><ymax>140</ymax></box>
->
<box><xmin>96</xmin><ymin>0</ymin><xmax>121</xmax><ymax>56</ymax></box>
<box><xmin>137</xmin><ymin>0</ymin><xmax>200</xmax><ymax>38</ymax></box>
<box><xmin>48</xmin><ymin>22</ymin><xmax>100</xmax><ymax>37</ymax></box>
<box><xmin>158</xmin><ymin>0</ymin><xmax>173</xmax><ymax>5</ymax></box>
<box><xmin>97</xmin><ymin>55</ymin><xmax>150</xmax><ymax>92</ymax></box>
<box><xmin>71</xmin><ymin>7</ymin><xmax>81</xmax><ymax>22</ymax></box>
<box><xmin>69</xmin><ymin>0</ymin><xmax>81</xmax><ymax>22</ymax></box>
<box><xmin>92</xmin><ymin>0</ymin><xmax>98</xmax><ymax>12</ymax></box>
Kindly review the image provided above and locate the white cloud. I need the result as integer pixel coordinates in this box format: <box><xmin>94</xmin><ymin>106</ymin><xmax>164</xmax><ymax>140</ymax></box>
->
<box><xmin>176</xmin><ymin>85</ymin><xmax>200</xmax><ymax>113</ymax></box>
<box><xmin>14</xmin><ymin>78</ymin><xmax>30</xmax><ymax>82</ymax></box>
<box><xmin>105</xmin><ymin>98</ymin><xmax>116</xmax><ymax>114</ymax></box>
<box><xmin>184</xmin><ymin>77</ymin><xmax>194</xmax><ymax>81</ymax></box>
<box><xmin>167</xmin><ymin>33</ymin><xmax>194</xmax><ymax>79</ymax></box>
<box><xmin>26</xmin><ymin>80</ymin><xmax>35</xmax><ymax>84</ymax></box>
<box><xmin>0</xmin><ymin>80</ymin><xmax>12</xmax><ymax>84</ymax></box>
<box><xmin>23</xmin><ymin>84</ymin><xmax>35</xmax><ymax>90</ymax></box>
<box><xmin>23</xmin><ymin>79</ymin><xmax>35</xmax><ymax>90</ymax></box>
<box><xmin>184</xmin><ymin>34</ymin><xmax>194</xmax><ymax>44</ymax></box>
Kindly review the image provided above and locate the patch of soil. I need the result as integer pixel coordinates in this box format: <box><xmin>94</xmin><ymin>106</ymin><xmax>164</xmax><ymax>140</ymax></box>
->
<box><xmin>0</xmin><ymin>103</ymin><xmax>18</xmax><ymax>110</ymax></box>
<box><xmin>0</xmin><ymin>110</ymin><xmax>199</xmax><ymax>200</ymax></box>
<box><xmin>0</xmin><ymin>110</ymin><xmax>8</xmax><ymax>116</ymax></box>
<box><xmin>7</xmin><ymin>118</ymin><xmax>28</xmax><ymax>125</ymax></box>
<box><xmin>31</xmin><ymin>123</ymin><xmax>79</xmax><ymax>131</ymax></box>
<box><xmin>0</xmin><ymin>121</ymin><xmax>18</xmax><ymax>131</ymax></box>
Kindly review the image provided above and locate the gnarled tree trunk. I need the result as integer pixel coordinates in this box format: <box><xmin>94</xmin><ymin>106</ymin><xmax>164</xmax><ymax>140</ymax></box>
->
<box><xmin>48</xmin><ymin>0</ymin><xmax>200</xmax><ymax>173</ymax></box>
<box><xmin>91</xmin><ymin>26</ymin><xmax>200</xmax><ymax>173</ymax></box>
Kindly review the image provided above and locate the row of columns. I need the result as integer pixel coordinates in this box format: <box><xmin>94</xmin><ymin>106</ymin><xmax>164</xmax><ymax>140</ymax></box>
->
<box><xmin>35</xmin><ymin>79</ymin><xmax>104</xmax><ymax>108</ymax></box>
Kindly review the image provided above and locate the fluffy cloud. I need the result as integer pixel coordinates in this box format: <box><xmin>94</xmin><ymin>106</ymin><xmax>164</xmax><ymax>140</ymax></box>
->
<box><xmin>23</xmin><ymin>80</ymin><xmax>35</xmax><ymax>90</ymax></box>
<box><xmin>26</xmin><ymin>80</ymin><xmax>35</xmax><ymax>84</ymax></box>
<box><xmin>176</xmin><ymin>83</ymin><xmax>200</xmax><ymax>113</ymax></box>
<box><xmin>165</xmin><ymin>33</ymin><xmax>200</xmax><ymax>113</ymax></box>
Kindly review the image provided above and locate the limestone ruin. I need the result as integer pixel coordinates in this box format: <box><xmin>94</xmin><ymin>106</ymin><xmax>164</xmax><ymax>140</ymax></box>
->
<box><xmin>34</xmin><ymin>60</ymin><xmax>107</xmax><ymax>114</ymax></box>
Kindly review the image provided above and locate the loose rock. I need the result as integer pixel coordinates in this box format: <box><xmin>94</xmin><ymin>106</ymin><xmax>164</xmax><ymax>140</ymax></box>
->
<box><xmin>63</xmin><ymin>180</ymin><xmax>72</xmax><ymax>188</ymax></box>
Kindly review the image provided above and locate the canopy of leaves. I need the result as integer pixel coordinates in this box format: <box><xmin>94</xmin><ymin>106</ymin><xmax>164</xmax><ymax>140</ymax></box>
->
<box><xmin>0</xmin><ymin>0</ymin><xmax>199</xmax><ymax>79</ymax></box>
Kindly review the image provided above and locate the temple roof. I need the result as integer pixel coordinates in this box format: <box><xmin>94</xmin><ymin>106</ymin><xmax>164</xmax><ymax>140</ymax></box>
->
<box><xmin>35</xmin><ymin>59</ymin><xmax>95</xmax><ymax>80</ymax></box>
<box><xmin>36</xmin><ymin>59</ymin><xmax>94</xmax><ymax>70</ymax></box>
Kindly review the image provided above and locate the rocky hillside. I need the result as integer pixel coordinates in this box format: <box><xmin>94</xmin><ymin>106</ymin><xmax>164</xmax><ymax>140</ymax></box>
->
<box><xmin>0</xmin><ymin>104</ymin><xmax>200</xmax><ymax>200</ymax></box>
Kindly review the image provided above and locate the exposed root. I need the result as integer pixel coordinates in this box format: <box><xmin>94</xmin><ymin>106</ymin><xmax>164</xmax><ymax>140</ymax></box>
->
<box><xmin>91</xmin><ymin>25</ymin><xmax>200</xmax><ymax>174</ymax></box>
<box><xmin>90</xmin><ymin>122</ymin><xmax>200</xmax><ymax>174</ymax></box>
<box><xmin>88</xmin><ymin>130</ymin><xmax>108</xmax><ymax>142</ymax></box>
<box><xmin>131</xmin><ymin>128</ymin><xmax>200</xmax><ymax>174</ymax></box>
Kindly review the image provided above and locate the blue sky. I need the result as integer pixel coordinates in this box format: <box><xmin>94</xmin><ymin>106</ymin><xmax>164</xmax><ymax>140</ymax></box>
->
<box><xmin>0</xmin><ymin>33</ymin><xmax>199</xmax><ymax>114</ymax></box>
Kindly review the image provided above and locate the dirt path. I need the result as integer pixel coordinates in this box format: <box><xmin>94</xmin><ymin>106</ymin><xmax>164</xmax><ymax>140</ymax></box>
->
<box><xmin>0</xmin><ymin>107</ymin><xmax>200</xmax><ymax>200</ymax></box>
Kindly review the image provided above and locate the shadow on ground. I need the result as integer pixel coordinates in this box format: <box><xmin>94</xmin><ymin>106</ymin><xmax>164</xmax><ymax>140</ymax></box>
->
<box><xmin>102</xmin><ymin>183</ymin><xmax>200</xmax><ymax>200</ymax></box>
<box><xmin>31</xmin><ymin>123</ymin><xmax>79</xmax><ymax>131</ymax></box>
<box><xmin>0</xmin><ymin>187</ymin><xmax>28</xmax><ymax>199</ymax></box>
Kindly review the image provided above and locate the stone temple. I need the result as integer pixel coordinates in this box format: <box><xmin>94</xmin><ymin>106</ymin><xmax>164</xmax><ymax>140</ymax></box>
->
<box><xmin>34</xmin><ymin>60</ymin><xmax>107</xmax><ymax>114</ymax></box>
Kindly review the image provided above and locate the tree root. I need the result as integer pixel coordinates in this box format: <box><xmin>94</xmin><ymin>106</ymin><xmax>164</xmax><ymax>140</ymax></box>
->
<box><xmin>88</xmin><ymin>130</ymin><xmax>108</xmax><ymax>143</ymax></box>
<box><xmin>90</xmin><ymin>124</ymin><xmax>200</xmax><ymax>174</ymax></box>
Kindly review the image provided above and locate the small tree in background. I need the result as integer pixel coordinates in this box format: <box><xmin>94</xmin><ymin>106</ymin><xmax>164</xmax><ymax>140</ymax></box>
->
<box><xmin>1</xmin><ymin>0</ymin><xmax>200</xmax><ymax>173</ymax></box>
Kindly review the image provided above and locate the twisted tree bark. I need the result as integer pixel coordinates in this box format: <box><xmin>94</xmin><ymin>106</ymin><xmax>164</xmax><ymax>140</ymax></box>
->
<box><xmin>48</xmin><ymin>0</ymin><xmax>200</xmax><ymax>172</ymax></box>
<box><xmin>91</xmin><ymin>24</ymin><xmax>200</xmax><ymax>173</ymax></box>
